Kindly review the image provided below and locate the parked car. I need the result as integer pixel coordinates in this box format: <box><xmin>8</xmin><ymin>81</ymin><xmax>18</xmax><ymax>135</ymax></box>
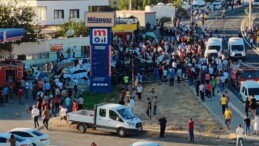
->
<box><xmin>129</xmin><ymin>141</ymin><xmax>161</xmax><ymax>146</ymax></box>
<box><xmin>209</xmin><ymin>2</ymin><xmax>222</xmax><ymax>10</ymax></box>
<box><xmin>67</xmin><ymin>103</ymin><xmax>143</xmax><ymax>137</ymax></box>
<box><xmin>63</xmin><ymin>68</ymin><xmax>89</xmax><ymax>81</ymax></box>
<box><xmin>9</xmin><ymin>128</ymin><xmax>50</xmax><ymax>146</ymax></box>
<box><xmin>0</xmin><ymin>133</ymin><xmax>32</xmax><ymax>146</ymax></box>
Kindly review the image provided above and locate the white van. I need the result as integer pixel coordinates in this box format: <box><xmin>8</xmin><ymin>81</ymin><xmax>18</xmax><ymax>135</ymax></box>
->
<box><xmin>240</xmin><ymin>80</ymin><xmax>259</xmax><ymax>103</ymax></box>
<box><xmin>228</xmin><ymin>37</ymin><xmax>246</xmax><ymax>60</ymax></box>
<box><xmin>192</xmin><ymin>0</ymin><xmax>206</xmax><ymax>9</ymax></box>
<box><xmin>205</xmin><ymin>37</ymin><xmax>223</xmax><ymax>57</ymax></box>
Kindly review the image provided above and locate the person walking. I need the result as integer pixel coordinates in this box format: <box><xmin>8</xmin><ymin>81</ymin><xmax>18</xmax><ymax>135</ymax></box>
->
<box><xmin>169</xmin><ymin>68</ymin><xmax>175</xmax><ymax>86</ymax></box>
<box><xmin>188</xmin><ymin>118</ymin><xmax>195</xmax><ymax>142</ymax></box>
<box><xmin>199</xmin><ymin>83</ymin><xmax>205</xmax><ymax>102</ymax></box>
<box><xmin>3</xmin><ymin>85</ymin><xmax>9</xmax><ymax>103</ymax></box>
<box><xmin>211</xmin><ymin>77</ymin><xmax>216</xmax><ymax>96</ymax></box>
<box><xmin>31</xmin><ymin>105</ymin><xmax>40</xmax><ymax>128</ymax></box>
<box><xmin>77</xmin><ymin>95</ymin><xmax>84</xmax><ymax>110</ymax></box>
<box><xmin>236</xmin><ymin>124</ymin><xmax>244</xmax><ymax>146</ymax></box>
<box><xmin>58</xmin><ymin>105</ymin><xmax>68</xmax><ymax>126</ymax></box>
<box><xmin>8</xmin><ymin>134</ymin><xmax>16</xmax><ymax>146</ymax></box>
<box><xmin>224</xmin><ymin>107</ymin><xmax>232</xmax><ymax>130</ymax></box>
<box><xmin>146</xmin><ymin>98</ymin><xmax>152</xmax><ymax>119</ymax></box>
<box><xmin>153</xmin><ymin>96</ymin><xmax>158</xmax><ymax>115</ymax></box>
<box><xmin>253</xmin><ymin>114</ymin><xmax>259</xmax><ymax>135</ymax></box>
<box><xmin>244</xmin><ymin>97</ymin><xmax>250</xmax><ymax>117</ymax></box>
<box><xmin>17</xmin><ymin>87</ymin><xmax>24</xmax><ymax>105</ymax></box>
<box><xmin>0</xmin><ymin>90</ymin><xmax>4</xmax><ymax>107</ymax></box>
<box><xmin>42</xmin><ymin>105</ymin><xmax>50</xmax><ymax>130</ymax></box>
<box><xmin>136</xmin><ymin>84</ymin><xmax>143</xmax><ymax>101</ymax></box>
<box><xmin>128</xmin><ymin>96</ymin><xmax>135</xmax><ymax>112</ymax></box>
<box><xmin>158</xmin><ymin>116</ymin><xmax>167</xmax><ymax>138</ymax></box>
<box><xmin>244</xmin><ymin>116</ymin><xmax>251</xmax><ymax>135</ymax></box>
<box><xmin>205</xmin><ymin>82</ymin><xmax>212</xmax><ymax>100</ymax></box>
<box><xmin>220</xmin><ymin>94</ymin><xmax>228</xmax><ymax>114</ymax></box>
<box><xmin>123</xmin><ymin>75</ymin><xmax>129</xmax><ymax>89</ymax></box>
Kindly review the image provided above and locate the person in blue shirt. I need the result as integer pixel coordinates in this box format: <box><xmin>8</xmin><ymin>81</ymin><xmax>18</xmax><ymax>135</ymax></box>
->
<box><xmin>65</xmin><ymin>97</ymin><xmax>72</xmax><ymax>112</ymax></box>
<box><xmin>169</xmin><ymin>68</ymin><xmax>175</xmax><ymax>86</ymax></box>
<box><xmin>44</xmin><ymin>81</ymin><xmax>51</xmax><ymax>96</ymax></box>
<box><xmin>3</xmin><ymin>85</ymin><xmax>9</xmax><ymax>103</ymax></box>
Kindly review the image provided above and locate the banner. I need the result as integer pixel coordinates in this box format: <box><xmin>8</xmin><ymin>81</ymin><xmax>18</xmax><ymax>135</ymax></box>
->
<box><xmin>50</xmin><ymin>44</ymin><xmax>63</xmax><ymax>52</ymax></box>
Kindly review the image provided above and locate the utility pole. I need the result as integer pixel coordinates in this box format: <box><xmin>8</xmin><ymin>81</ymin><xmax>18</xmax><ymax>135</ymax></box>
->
<box><xmin>129</xmin><ymin>0</ymin><xmax>132</xmax><ymax>10</ymax></box>
<box><xmin>249</xmin><ymin>0</ymin><xmax>252</xmax><ymax>28</ymax></box>
<box><xmin>190</xmin><ymin>0</ymin><xmax>193</xmax><ymax>23</ymax></box>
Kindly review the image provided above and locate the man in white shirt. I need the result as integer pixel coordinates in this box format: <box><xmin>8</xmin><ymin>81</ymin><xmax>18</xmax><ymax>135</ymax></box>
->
<box><xmin>128</xmin><ymin>97</ymin><xmax>135</xmax><ymax>112</ymax></box>
<box><xmin>58</xmin><ymin>105</ymin><xmax>68</xmax><ymax>126</ymax></box>
<box><xmin>31</xmin><ymin>105</ymin><xmax>40</xmax><ymax>128</ymax></box>
<box><xmin>137</xmin><ymin>84</ymin><xmax>143</xmax><ymax>101</ymax></box>
<box><xmin>236</xmin><ymin>124</ymin><xmax>244</xmax><ymax>146</ymax></box>
<box><xmin>78</xmin><ymin>95</ymin><xmax>84</xmax><ymax>110</ymax></box>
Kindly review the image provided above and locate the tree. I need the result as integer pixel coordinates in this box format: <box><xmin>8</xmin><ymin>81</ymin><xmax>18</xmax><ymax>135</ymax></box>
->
<box><xmin>58</xmin><ymin>20</ymin><xmax>89</xmax><ymax>37</ymax></box>
<box><xmin>0</xmin><ymin>0</ymin><xmax>37</xmax><ymax>51</ymax></box>
<box><xmin>117</xmin><ymin>0</ymin><xmax>129</xmax><ymax>10</ymax></box>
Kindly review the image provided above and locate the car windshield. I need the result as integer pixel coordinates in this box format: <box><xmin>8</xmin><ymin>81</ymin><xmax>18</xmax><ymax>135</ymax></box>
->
<box><xmin>14</xmin><ymin>135</ymin><xmax>25</xmax><ymax>142</ymax></box>
<box><xmin>248</xmin><ymin>88</ymin><xmax>259</xmax><ymax>96</ymax></box>
<box><xmin>32</xmin><ymin>130</ymin><xmax>43</xmax><ymax>136</ymax></box>
<box><xmin>208</xmin><ymin>53</ymin><xmax>218</xmax><ymax>58</ymax></box>
<box><xmin>117</xmin><ymin>108</ymin><xmax>135</xmax><ymax>120</ymax></box>
<box><xmin>232</xmin><ymin>45</ymin><xmax>244</xmax><ymax>51</ymax></box>
<box><xmin>239</xmin><ymin>70</ymin><xmax>259</xmax><ymax>78</ymax></box>
<box><xmin>208</xmin><ymin>46</ymin><xmax>220</xmax><ymax>51</ymax></box>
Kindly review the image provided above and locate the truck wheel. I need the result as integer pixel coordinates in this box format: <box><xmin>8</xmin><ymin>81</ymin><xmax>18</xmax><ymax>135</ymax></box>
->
<box><xmin>117</xmin><ymin>128</ymin><xmax>126</xmax><ymax>137</ymax></box>
<box><xmin>77</xmin><ymin>123</ymin><xmax>87</xmax><ymax>133</ymax></box>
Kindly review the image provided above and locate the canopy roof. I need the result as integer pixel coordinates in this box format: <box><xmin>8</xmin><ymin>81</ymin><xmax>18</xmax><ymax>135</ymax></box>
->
<box><xmin>0</xmin><ymin>28</ymin><xmax>25</xmax><ymax>43</ymax></box>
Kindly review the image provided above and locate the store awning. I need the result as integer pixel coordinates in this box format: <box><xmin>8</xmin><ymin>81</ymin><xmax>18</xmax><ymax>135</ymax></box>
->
<box><xmin>0</xmin><ymin>28</ymin><xmax>26</xmax><ymax>43</ymax></box>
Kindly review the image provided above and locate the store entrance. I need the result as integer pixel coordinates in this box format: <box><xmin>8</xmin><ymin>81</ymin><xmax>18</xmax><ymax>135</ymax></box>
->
<box><xmin>6</xmin><ymin>70</ymin><xmax>16</xmax><ymax>83</ymax></box>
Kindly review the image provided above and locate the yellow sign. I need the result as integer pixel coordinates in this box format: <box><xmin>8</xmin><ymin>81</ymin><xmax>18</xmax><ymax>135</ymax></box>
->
<box><xmin>112</xmin><ymin>24</ymin><xmax>137</xmax><ymax>32</ymax></box>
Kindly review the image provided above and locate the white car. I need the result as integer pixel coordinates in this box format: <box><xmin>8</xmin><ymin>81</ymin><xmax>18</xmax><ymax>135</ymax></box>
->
<box><xmin>9</xmin><ymin>128</ymin><xmax>50</xmax><ymax>146</ymax></box>
<box><xmin>129</xmin><ymin>141</ymin><xmax>161</xmax><ymax>146</ymax></box>
<box><xmin>0</xmin><ymin>133</ymin><xmax>32</xmax><ymax>146</ymax></box>
<box><xmin>209</xmin><ymin>3</ymin><xmax>222</xmax><ymax>10</ymax></box>
<box><xmin>63</xmin><ymin>68</ymin><xmax>89</xmax><ymax>81</ymax></box>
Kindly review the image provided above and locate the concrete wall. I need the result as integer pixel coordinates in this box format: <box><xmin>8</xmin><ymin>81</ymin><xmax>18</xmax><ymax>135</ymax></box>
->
<box><xmin>0</xmin><ymin>37</ymin><xmax>90</xmax><ymax>66</ymax></box>
<box><xmin>145</xmin><ymin>5</ymin><xmax>175</xmax><ymax>20</ymax></box>
<box><xmin>21</xmin><ymin>0</ymin><xmax>109</xmax><ymax>25</ymax></box>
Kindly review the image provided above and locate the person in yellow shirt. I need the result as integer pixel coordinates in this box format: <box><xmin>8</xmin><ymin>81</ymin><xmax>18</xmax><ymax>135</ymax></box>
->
<box><xmin>220</xmin><ymin>94</ymin><xmax>228</xmax><ymax>114</ymax></box>
<box><xmin>224</xmin><ymin>107</ymin><xmax>232</xmax><ymax>130</ymax></box>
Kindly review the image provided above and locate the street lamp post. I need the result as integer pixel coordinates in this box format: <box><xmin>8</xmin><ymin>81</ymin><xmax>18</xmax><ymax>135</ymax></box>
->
<box><xmin>129</xmin><ymin>0</ymin><xmax>132</xmax><ymax>10</ymax></box>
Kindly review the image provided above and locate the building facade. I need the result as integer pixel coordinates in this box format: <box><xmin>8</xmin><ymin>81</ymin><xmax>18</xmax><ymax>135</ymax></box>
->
<box><xmin>19</xmin><ymin>0</ymin><xmax>109</xmax><ymax>26</ymax></box>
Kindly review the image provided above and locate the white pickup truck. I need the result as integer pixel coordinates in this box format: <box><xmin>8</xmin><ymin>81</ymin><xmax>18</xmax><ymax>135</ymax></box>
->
<box><xmin>67</xmin><ymin>103</ymin><xmax>143</xmax><ymax>137</ymax></box>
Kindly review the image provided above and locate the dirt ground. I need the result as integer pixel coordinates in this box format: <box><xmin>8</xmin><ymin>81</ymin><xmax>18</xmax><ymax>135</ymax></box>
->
<box><xmin>132</xmin><ymin>80</ymin><xmax>227</xmax><ymax>136</ymax></box>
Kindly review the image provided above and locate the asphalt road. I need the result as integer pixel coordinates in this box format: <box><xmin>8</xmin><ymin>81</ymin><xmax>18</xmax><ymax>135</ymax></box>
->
<box><xmin>194</xmin><ymin>4</ymin><xmax>259</xmax><ymax>137</ymax></box>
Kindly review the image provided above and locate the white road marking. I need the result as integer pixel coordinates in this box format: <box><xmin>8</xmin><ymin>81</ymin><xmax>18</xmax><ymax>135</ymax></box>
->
<box><xmin>228</xmin><ymin>102</ymin><xmax>246</xmax><ymax>118</ymax></box>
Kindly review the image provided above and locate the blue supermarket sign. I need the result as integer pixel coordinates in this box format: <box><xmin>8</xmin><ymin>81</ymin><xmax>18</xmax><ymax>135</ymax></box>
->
<box><xmin>90</xmin><ymin>27</ymin><xmax>112</xmax><ymax>92</ymax></box>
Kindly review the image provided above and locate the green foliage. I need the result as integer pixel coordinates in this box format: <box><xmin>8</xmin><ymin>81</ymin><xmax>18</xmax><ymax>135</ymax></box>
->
<box><xmin>117</xmin><ymin>0</ymin><xmax>129</xmax><ymax>10</ymax></box>
<box><xmin>0</xmin><ymin>0</ymin><xmax>37</xmax><ymax>42</ymax></box>
<box><xmin>176</xmin><ymin>7</ymin><xmax>188</xmax><ymax>18</ymax></box>
<box><xmin>172</xmin><ymin>0</ymin><xmax>184</xmax><ymax>8</ymax></box>
<box><xmin>0</xmin><ymin>42</ymin><xmax>13</xmax><ymax>51</ymax></box>
<box><xmin>58</xmin><ymin>20</ymin><xmax>89</xmax><ymax>37</ymax></box>
<box><xmin>0</xmin><ymin>0</ymin><xmax>37</xmax><ymax>51</ymax></box>
<box><xmin>160</xmin><ymin>17</ymin><xmax>171</xmax><ymax>23</ymax></box>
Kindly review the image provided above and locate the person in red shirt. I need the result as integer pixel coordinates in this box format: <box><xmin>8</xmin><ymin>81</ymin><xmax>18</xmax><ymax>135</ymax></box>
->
<box><xmin>206</xmin><ymin>82</ymin><xmax>212</xmax><ymax>100</ymax></box>
<box><xmin>188</xmin><ymin>118</ymin><xmax>194</xmax><ymax>142</ymax></box>
<box><xmin>17</xmin><ymin>87</ymin><xmax>24</xmax><ymax>104</ymax></box>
